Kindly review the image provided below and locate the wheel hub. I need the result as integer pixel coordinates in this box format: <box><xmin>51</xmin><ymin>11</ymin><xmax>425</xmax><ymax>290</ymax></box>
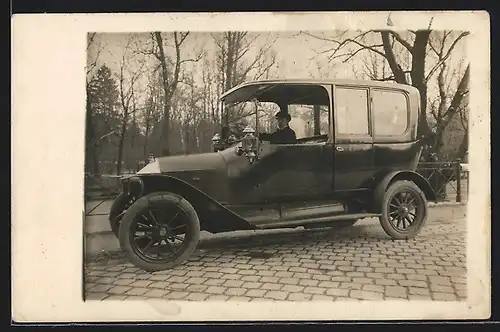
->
<box><xmin>398</xmin><ymin>205</ymin><xmax>410</xmax><ymax>217</ymax></box>
<box><xmin>159</xmin><ymin>227</ymin><xmax>167</xmax><ymax>237</ymax></box>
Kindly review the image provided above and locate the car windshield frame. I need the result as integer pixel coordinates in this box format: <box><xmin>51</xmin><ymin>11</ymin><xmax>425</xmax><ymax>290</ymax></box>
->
<box><xmin>220</xmin><ymin>82</ymin><xmax>335</xmax><ymax>142</ymax></box>
<box><xmin>219</xmin><ymin>84</ymin><xmax>275</xmax><ymax>137</ymax></box>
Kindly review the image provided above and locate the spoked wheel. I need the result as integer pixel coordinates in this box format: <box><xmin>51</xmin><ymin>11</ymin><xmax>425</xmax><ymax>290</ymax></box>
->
<box><xmin>118</xmin><ymin>192</ymin><xmax>200</xmax><ymax>272</ymax></box>
<box><xmin>379</xmin><ymin>180</ymin><xmax>428</xmax><ymax>240</ymax></box>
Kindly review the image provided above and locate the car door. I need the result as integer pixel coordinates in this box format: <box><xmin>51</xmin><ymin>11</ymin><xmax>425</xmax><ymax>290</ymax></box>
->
<box><xmin>257</xmin><ymin>86</ymin><xmax>335</xmax><ymax>204</ymax></box>
<box><xmin>333</xmin><ymin>85</ymin><xmax>375</xmax><ymax>192</ymax></box>
<box><xmin>222</xmin><ymin>141</ymin><xmax>333</xmax><ymax>227</ymax></box>
<box><xmin>258</xmin><ymin>142</ymin><xmax>334</xmax><ymax>203</ymax></box>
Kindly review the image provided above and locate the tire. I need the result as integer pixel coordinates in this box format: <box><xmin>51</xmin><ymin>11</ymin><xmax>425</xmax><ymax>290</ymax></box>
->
<box><xmin>108</xmin><ymin>192</ymin><xmax>130</xmax><ymax>238</ymax></box>
<box><xmin>378</xmin><ymin>180</ymin><xmax>428</xmax><ymax>240</ymax></box>
<box><xmin>118</xmin><ymin>191</ymin><xmax>201</xmax><ymax>272</ymax></box>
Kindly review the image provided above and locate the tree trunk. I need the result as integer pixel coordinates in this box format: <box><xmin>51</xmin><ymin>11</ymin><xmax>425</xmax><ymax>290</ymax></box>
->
<box><xmin>116</xmin><ymin>117</ymin><xmax>127</xmax><ymax>175</ymax></box>
<box><xmin>411</xmin><ymin>31</ymin><xmax>432</xmax><ymax>139</ymax></box>
<box><xmin>85</xmin><ymin>93</ymin><xmax>94</xmax><ymax>174</ymax></box>
<box><xmin>143</xmin><ymin>127</ymin><xmax>149</xmax><ymax>162</ymax></box>
<box><xmin>161</xmin><ymin>101</ymin><xmax>172</xmax><ymax>156</ymax></box>
<box><xmin>380</xmin><ymin>32</ymin><xmax>407</xmax><ymax>84</ymax></box>
<box><xmin>456</xmin><ymin>129</ymin><xmax>468</xmax><ymax>160</ymax></box>
<box><xmin>85</xmin><ymin>88</ymin><xmax>100</xmax><ymax>175</ymax></box>
<box><xmin>154</xmin><ymin>32</ymin><xmax>172</xmax><ymax>157</ymax></box>
<box><xmin>220</xmin><ymin>32</ymin><xmax>235</xmax><ymax>126</ymax></box>
<box><xmin>184</xmin><ymin>123</ymin><xmax>190</xmax><ymax>154</ymax></box>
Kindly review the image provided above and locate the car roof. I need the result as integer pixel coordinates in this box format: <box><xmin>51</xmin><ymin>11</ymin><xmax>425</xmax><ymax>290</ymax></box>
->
<box><xmin>220</xmin><ymin>78</ymin><xmax>418</xmax><ymax>101</ymax></box>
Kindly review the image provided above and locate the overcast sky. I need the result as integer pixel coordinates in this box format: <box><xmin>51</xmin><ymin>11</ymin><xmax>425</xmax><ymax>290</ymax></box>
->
<box><xmin>88</xmin><ymin>30</ymin><xmax>467</xmax><ymax>107</ymax></box>
<box><xmin>88</xmin><ymin>31</ymin><xmax>366</xmax><ymax>87</ymax></box>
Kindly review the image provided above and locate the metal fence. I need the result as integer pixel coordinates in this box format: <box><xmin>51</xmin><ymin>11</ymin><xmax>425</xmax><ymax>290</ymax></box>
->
<box><xmin>84</xmin><ymin>173</ymin><xmax>121</xmax><ymax>217</ymax></box>
<box><xmin>416</xmin><ymin>159</ymin><xmax>469</xmax><ymax>203</ymax></box>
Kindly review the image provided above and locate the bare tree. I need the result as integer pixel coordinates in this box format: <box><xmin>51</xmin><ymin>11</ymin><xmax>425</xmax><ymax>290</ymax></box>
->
<box><xmin>197</xmin><ymin>56</ymin><xmax>224</xmax><ymax>146</ymax></box>
<box><xmin>212</xmin><ymin>32</ymin><xmax>278</xmax><ymax>125</ymax></box>
<box><xmin>85</xmin><ymin>33</ymin><xmax>104</xmax><ymax>174</ymax></box>
<box><xmin>115</xmin><ymin>36</ymin><xmax>145</xmax><ymax>174</ymax></box>
<box><xmin>427</xmin><ymin>31</ymin><xmax>470</xmax><ymax>158</ymax></box>
<box><xmin>141</xmin><ymin>69</ymin><xmax>163</xmax><ymax>160</ymax></box>
<box><xmin>86</xmin><ymin>33</ymin><xmax>104</xmax><ymax>78</ymax></box>
<box><xmin>151</xmin><ymin>32</ymin><xmax>202</xmax><ymax>156</ymax></box>
<box><xmin>304</xmin><ymin>29</ymin><xmax>469</xmax><ymax>160</ymax></box>
<box><xmin>360</xmin><ymin>49</ymin><xmax>392</xmax><ymax>81</ymax></box>
<box><xmin>456</xmin><ymin>92</ymin><xmax>469</xmax><ymax>160</ymax></box>
<box><xmin>213</xmin><ymin>32</ymin><xmax>278</xmax><ymax>89</ymax></box>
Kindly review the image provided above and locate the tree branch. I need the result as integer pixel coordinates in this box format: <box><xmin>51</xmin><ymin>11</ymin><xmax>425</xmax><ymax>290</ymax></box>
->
<box><xmin>90</xmin><ymin>129</ymin><xmax>119</xmax><ymax>146</ymax></box>
<box><xmin>178</xmin><ymin>32</ymin><xmax>190</xmax><ymax>46</ymax></box>
<box><xmin>86</xmin><ymin>33</ymin><xmax>102</xmax><ymax>77</ymax></box>
<box><xmin>384</xmin><ymin>30</ymin><xmax>414</xmax><ymax>53</ymax></box>
<box><xmin>380</xmin><ymin>31</ymin><xmax>407</xmax><ymax>83</ymax></box>
<box><xmin>179</xmin><ymin>52</ymin><xmax>203</xmax><ymax>65</ymax></box>
<box><xmin>340</xmin><ymin>44</ymin><xmax>385</xmax><ymax>63</ymax></box>
<box><xmin>425</xmin><ymin>32</ymin><xmax>469</xmax><ymax>82</ymax></box>
<box><xmin>87</xmin><ymin>33</ymin><xmax>96</xmax><ymax>50</ymax></box>
<box><xmin>443</xmin><ymin>64</ymin><xmax>470</xmax><ymax>120</ymax></box>
<box><xmin>334</xmin><ymin>38</ymin><xmax>386</xmax><ymax>61</ymax></box>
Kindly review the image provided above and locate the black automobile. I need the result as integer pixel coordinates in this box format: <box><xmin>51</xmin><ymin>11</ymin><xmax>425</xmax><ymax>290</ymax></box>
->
<box><xmin>109</xmin><ymin>79</ymin><xmax>437</xmax><ymax>271</ymax></box>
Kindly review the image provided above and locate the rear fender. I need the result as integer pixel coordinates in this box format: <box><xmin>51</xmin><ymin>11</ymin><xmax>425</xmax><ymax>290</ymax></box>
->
<box><xmin>135</xmin><ymin>174</ymin><xmax>256</xmax><ymax>233</ymax></box>
<box><xmin>371</xmin><ymin>170</ymin><xmax>437</xmax><ymax>213</ymax></box>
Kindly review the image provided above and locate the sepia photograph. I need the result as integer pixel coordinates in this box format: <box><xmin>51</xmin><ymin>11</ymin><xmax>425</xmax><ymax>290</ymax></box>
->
<box><xmin>84</xmin><ymin>29</ymin><xmax>470</xmax><ymax>301</ymax></box>
<box><xmin>12</xmin><ymin>11</ymin><xmax>490</xmax><ymax>322</ymax></box>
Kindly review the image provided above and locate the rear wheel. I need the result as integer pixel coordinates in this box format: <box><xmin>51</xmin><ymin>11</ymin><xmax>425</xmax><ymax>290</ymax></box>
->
<box><xmin>378</xmin><ymin>180</ymin><xmax>428</xmax><ymax>240</ymax></box>
<box><xmin>118</xmin><ymin>191</ymin><xmax>200</xmax><ymax>272</ymax></box>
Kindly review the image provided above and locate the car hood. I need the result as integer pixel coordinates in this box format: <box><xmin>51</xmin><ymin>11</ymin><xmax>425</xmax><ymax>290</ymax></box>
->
<box><xmin>154</xmin><ymin>152</ymin><xmax>227</xmax><ymax>174</ymax></box>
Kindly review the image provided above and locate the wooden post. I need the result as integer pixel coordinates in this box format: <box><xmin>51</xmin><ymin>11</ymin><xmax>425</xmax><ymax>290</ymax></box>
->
<box><xmin>456</xmin><ymin>158</ymin><xmax>462</xmax><ymax>203</ymax></box>
<box><xmin>313</xmin><ymin>105</ymin><xmax>321</xmax><ymax>135</ymax></box>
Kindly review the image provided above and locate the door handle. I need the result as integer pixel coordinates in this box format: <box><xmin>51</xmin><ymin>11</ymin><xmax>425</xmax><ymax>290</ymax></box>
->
<box><xmin>336</xmin><ymin>146</ymin><xmax>344</xmax><ymax>152</ymax></box>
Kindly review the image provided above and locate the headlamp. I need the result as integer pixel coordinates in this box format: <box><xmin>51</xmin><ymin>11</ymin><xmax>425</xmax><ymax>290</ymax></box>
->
<box><xmin>240</xmin><ymin>125</ymin><xmax>259</xmax><ymax>164</ymax></box>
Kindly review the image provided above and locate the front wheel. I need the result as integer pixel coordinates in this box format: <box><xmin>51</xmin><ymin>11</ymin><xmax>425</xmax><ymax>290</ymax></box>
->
<box><xmin>118</xmin><ymin>192</ymin><xmax>201</xmax><ymax>272</ymax></box>
<box><xmin>379</xmin><ymin>180</ymin><xmax>428</xmax><ymax>240</ymax></box>
<box><xmin>109</xmin><ymin>192</ymin><xmax>131</xmax><ymax>238</ymax></box>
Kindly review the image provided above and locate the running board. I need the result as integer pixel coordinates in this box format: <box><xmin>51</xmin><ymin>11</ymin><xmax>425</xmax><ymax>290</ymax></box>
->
<box><xmin>256</xmin><ymin>213</ymin><xmax>381</xmax><ymax>230</ymax></box>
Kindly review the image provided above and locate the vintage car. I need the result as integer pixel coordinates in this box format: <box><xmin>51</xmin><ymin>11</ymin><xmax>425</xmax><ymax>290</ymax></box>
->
<box><xmin>109</xmin><ymin>79</ymin><xmax>437</xmax><ymax>272</ymax></box>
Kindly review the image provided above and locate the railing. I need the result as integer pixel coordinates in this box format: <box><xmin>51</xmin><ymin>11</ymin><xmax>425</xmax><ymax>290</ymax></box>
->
<box><xmin>416</xmin><ymin>159</ymin><xmax>469</xmax><ymax>203</ymax></box>
<box><xmin>84</xmin><ymin>161</ymin><xmax>149</xmax><ymax>217</ymax></box>
<box><xmin>84</xmin><ymin>173</ymin><xmax>121</xmax><ymax>217</ymax></box>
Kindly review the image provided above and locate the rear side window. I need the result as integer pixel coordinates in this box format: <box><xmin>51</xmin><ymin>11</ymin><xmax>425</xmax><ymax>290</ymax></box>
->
<box><xmin>372</xmin><ymin>89</ymin><xmax>409</xmax><ymax>136</ymax></box>
<box><xmin>335</xmin><ymin>87</ymin><xmax>370</xmax><ymax>135</ymax></box>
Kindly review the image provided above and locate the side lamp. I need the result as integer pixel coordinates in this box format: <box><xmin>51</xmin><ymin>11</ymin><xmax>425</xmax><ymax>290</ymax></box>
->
<box><xmin>239</xmin><ymin>125</ymin><xmax>259</xmax><ymax>164</ymax></box>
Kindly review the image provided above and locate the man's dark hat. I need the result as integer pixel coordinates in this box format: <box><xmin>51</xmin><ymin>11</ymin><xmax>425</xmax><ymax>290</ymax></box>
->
<box><xmin>275</xmin><ymin>111</ymin><xmax>291</xmax><ymax>121</ymax></box>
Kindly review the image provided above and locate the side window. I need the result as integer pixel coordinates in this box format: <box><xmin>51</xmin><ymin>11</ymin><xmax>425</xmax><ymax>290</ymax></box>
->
<box><xmin>335</xmin><ymin>87</ymin><xmax>369</xmax><ymax>135</ymax></box>
<box><xmin>256</xmin><ymin>102</ymin><xmax>281</xmax><ymax>133</ymax></box>
<box><xmin>288</xmin><ymin>104</ymin><xmax>329</xmax><ymax>139</ymax></box>
<box><xmin>372</xmin><ymin>89</ymin><xmax>408</xmax><ymax>136</ymax></box>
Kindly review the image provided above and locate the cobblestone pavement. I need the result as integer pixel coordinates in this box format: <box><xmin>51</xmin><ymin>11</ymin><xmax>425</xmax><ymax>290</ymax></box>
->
<box><xmin>84</xmin><ymin>216</ymin><xmax>467</xmax><ymax>302</ymax></box>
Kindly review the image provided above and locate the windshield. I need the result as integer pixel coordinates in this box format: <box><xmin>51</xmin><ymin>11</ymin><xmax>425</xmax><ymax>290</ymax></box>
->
<box><xmin>225</xmin><ymin>101</ymin><xmax>280</xmax><ymax>139</ymax></box>
<box><xmin>220</xmin><ymin>82</ymin><xmax>331</xmax><ymax>141</ymax></box>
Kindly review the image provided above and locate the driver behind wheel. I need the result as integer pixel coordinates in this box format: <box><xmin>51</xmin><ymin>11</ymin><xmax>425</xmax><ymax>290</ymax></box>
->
<box><xmin>259</xmin><ymin>111</ymin><xmax>297</xmax><ymax>144</ymax></box>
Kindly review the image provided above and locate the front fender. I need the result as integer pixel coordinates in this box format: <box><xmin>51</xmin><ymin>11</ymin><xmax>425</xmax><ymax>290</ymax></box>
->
<box><xmin>371</xmin><ymin>170</ymin><xmax>437</xmax><ymax>212</ymax></box>
<box><xmin>132</xmin><ymin>174</ymin><xmax>256</xmax><ymax>233</ymax></box>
